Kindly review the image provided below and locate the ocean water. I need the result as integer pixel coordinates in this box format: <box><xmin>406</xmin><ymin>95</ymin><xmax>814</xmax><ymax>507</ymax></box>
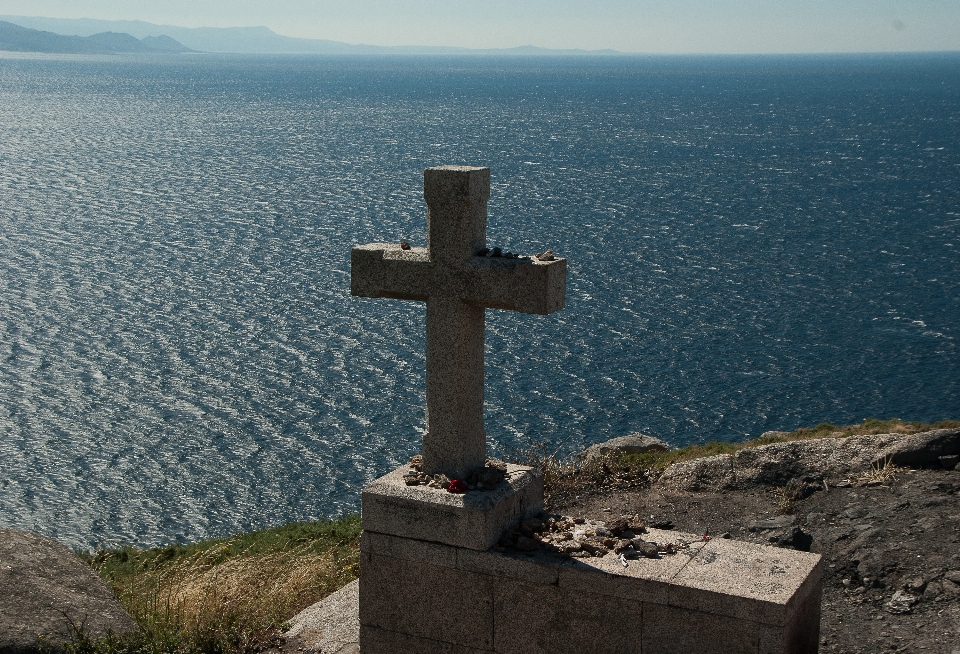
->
<box><xmin>0</xmin><ymin>52</ymin><xmax>958</xmax><ymax>549</ymax></box>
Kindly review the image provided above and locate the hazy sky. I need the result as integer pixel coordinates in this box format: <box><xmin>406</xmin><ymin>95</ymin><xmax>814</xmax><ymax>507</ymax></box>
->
<box><xmin>1</xmin><ymin>0</ymin><xmax>958</xmax><ymax>53</ymax></box>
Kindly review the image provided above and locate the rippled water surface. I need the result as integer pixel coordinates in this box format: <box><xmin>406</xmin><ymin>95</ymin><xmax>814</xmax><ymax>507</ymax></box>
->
<box><xmin>1</xmin><ymin>53</ymin><xmax>958</xmax><ymax>548</ymax></box>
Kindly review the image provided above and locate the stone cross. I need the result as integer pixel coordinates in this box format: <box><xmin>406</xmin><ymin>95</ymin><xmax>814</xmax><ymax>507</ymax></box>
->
<box><xmin>351</xmin><ymin>166</ymin><xmax>566</xmax><ymax>480</ymax></box>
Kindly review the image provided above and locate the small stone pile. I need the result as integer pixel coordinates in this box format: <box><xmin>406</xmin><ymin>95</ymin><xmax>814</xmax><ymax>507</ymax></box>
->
<box><xmin>397</xmin><ymin>241</ymin><xmax>557</xmax><ymax>262</ymax></box>
<box><xmin>496</xmin><ymin>513</ymin><xmax>694</xmax><ymax>560</ymax></box>
<box><xmin>402</xmin><ymin>456</ymin><xmax>507</xmax><ymax>492</ymax></box>
<box><xmin>477</xmin><ymin>247</ymin><xmax>523</xmax><ymax>259</ymax></box>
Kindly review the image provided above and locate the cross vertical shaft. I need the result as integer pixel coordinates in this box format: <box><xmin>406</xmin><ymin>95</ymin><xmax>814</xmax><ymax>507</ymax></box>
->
<box><xmin>422</xmin><ymin>166</ymin><xmax>489</xmax><ymax>477</ymax></box>
<box><xmin>424</xmin><ymin>298</ymin><xmax>486</xmax><ymax>478</ymax></box>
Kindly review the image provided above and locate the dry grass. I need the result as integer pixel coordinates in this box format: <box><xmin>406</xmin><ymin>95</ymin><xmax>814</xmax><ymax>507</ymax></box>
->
<box><xmin>776</xmin><ymin>480</ymin><xmax>805</xmax><ymax>515</ymax></box>
<box><xmin>852</xmin><ymin>455</ymin><xmax>900</xmax><ymax>487</ymax></box>
<box><xmin>77</xmin><ymin>517</ymin><xmax>361</xmax><ymax>654</ymax></box>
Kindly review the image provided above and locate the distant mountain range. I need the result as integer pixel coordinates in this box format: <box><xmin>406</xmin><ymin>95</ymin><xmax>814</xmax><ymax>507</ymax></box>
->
<box><xmin>0</xmin><ymin>20</ymin><xmax>191</xmax><ymax>54</ymax></box>
<box><xmin>0</xmin><ymin>15</ymin><xmax>622</xmax><ymax>56</ymax></box>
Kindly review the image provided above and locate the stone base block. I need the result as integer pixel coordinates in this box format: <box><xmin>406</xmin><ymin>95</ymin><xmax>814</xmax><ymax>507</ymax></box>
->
<box><xmin>361</xmin><ymin>464</ymin><xmax>542</xmax><ymax>550</ymax></box>
<box><xmin>359</xmin><ymin>528</ymin><xmax>822</xmax><ymax>654</ymax></box>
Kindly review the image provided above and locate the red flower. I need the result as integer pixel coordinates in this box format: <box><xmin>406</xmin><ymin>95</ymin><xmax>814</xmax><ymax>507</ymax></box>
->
<box><xmin>447</xmin><ymin>479</ymin><xmax>467</xmax><ymax>493</ymax></box>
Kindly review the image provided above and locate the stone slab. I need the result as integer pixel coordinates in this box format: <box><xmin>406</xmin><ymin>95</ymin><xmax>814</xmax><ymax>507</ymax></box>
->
<box><xmin>669</xmin><ymin>534</ymin><xmax>823</xmax><ymax>626</ymax></box>
<box><xmin>559</xmin><ymin>527</ymin><xmax>706</xmax><ymax>606</ymax></box>
<box><xmin>361</xmin><ymin>464</ymin><xmax>542</xmax><ymax>550</ymax></box>
<box><xmin>758</xmin><ymin>581</ymin><xmax>822</xmax><ymax>654</ymax></box>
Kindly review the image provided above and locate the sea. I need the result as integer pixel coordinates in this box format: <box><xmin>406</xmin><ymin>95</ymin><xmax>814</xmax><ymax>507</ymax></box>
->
<box><xmin>1</xmin><ymin>52</ymin><xmax>958</xmax><ymax>549</ymax></box>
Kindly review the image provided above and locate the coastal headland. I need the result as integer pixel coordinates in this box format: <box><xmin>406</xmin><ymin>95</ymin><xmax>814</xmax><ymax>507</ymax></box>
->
<box><xmin>3</xmin><ymin>418</ymin><xmax>958</xmax><ymax>654</ymax></box>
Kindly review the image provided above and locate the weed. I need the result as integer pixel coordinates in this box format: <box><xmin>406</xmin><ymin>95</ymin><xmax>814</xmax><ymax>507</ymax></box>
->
<box><xmin>776</xmin><ymin>480</ymin><xmax>805</xmax><ymax>515</ymax></box>
<box><xmin>854</xmin><ymin>456</ymin><xmax>899</xmax><ymax>487</ymax></box>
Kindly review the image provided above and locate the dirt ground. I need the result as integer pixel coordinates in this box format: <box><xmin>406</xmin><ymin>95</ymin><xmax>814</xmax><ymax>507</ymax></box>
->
<box><xmin>551</xmin><ymin>466</ymin><xmax>960</xmax><ymax>654</ymax></box>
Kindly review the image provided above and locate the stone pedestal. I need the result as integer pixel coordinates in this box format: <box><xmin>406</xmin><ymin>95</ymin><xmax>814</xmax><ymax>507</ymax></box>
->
<box><xmin>359</xmin><ymin>465</ymin><xmax>822</xmax><ymax>654</ymax></box>
<box><xmin>361</xmin><ymin>463</ymin><xmax>544</xmax><ymax>551</ymax></box>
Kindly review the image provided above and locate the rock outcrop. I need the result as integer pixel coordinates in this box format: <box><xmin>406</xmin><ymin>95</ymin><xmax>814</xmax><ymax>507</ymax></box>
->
<box><xmin>656</xmin><ymin>428</ymin><xmax>960</xmax><ymax>493</ymax></box>
<box><xmin>581</xmin><ymin>433</ymin><xmax>670</xmax><ymax>461</ymax></box>
<box><xmin>0</xmin><ymin>529</ymin><xmax>137</xmax><ymax>653</ymax></box>
<box><xmin>278</xmin><ymin>579</ymin><xmax>359</xmax><ymax>654</ymax></box>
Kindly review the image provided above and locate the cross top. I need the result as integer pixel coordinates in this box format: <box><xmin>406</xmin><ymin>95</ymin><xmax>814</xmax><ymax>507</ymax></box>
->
<box><xmin>352</xmin><ymin>166</ymin><xmax>566</xmax><ymax>480</ymax></box>
<box><xmin>425</xmin><ymin>165</ymin><xmax>489</xmax><ymax>265</ymax></box>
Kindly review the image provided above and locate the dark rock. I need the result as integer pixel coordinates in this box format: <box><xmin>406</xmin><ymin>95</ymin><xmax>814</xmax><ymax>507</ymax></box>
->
<box><xmin>843</xmin><ymin>506</ymin><xmax>869</xmax><ymax>520</ymax></box>
<box><xmin>904</xmin><ymin>577</ymin><xmax>928</xmax><ymax>594</ymax></box>
<box><xmin>806</xmin><ymin>512</ymin><xmax>827</xmax><ymax>525</ymax></box>
<box><xmin>579</xmin><ymin>541</ymin><xmax>606</xmax><ymax>556</ymax></box>
<box><xmin>514</xmin><ymin>536</ymin><xmax>540</xmax><ymax>552</ymax></box>
<box><xmin>630</xmin><ymin>539</ymin><xmax>660</xmax><ymax>558</ymax></box>
<box><xmin>776</xmin><ymin>526</ymin><xmax>814</xmax><ymax>552</ymax></box>
<box><xmin>923</xmin><ymin>581</ymin><xmax>942</xmax><ymax>600</ymax></box>
<box><xmin>521</xmin><ymin>518</ymin><xmax>544</xmax><ymax>533</ymax></box>
<box><xmin>939</xmin><ymin>455</ymin><xmax>959</xmax><ymax>470</ymax></box>
<box><xmin>876</xmin><ymin>428</ymin><xmax>960</xmax><ymax>468</ymax></box>
<box><xmin>478</xmin><ymin>467</ymin><xmax>505</xmax><ymax>486</ymax></box>
<box><xmin>604</xmin><ymin>517</ymin><xmax>630</xmax><ymax>536</ymax></box>
<box><xmin>0</xmin><ymin>529</ymin><xmax>137</xmax><ymax>653</ymax></box>
<box><xmin>941</xmin><ymin>579</ymin><xmax>960</xmax><ymax>599</ymax></box>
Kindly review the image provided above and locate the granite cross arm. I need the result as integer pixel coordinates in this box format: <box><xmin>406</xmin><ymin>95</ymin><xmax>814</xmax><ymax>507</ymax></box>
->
<box><xmin>351</xmin><ymin>166</ymin><xmax>566</xmax><ymax>480</ymax></box>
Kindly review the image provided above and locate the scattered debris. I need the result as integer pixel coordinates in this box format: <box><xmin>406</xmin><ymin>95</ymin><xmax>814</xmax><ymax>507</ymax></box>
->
<box><xmin>494</xmin><ymin>512</ymin><xmax>694</xmax><ymax>561</ymax></box>
<box><xmin>427</xmin><ymin>474</ymin><xmax>450</xmax><ymax>489</ymax></box>
<box><xmin>885</xmin><ymin>590</ymin><xmax>919</xmax><ymax>614</ymax></box>
<box><xmin>535</xmin><ymin>249</ymin><xmax>555</xmax><ymax>261</ymax></box>
<box><xmin>402</xmin><ymin>456</ymin><xmax>507</xmax><ymax>493</ymax></box>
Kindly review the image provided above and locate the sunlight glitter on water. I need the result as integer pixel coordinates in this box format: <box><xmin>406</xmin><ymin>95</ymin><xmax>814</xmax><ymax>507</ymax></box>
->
<box><xmin>0</xmin><ymin>53</ymin><xmax>958</xmax><ymax>548</ymax></box>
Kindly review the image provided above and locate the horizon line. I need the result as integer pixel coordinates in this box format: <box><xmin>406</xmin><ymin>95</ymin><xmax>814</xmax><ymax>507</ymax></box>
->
<box><xmin>3</xmin><ymin>14</ymin><xmax>960</xmax><ymax>57</ymax></box>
